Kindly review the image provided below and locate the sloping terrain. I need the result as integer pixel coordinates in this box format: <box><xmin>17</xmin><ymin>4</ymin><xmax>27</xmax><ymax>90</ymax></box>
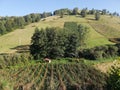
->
<box><xmin>88</xmin><ymin>15</ymin><xmax>120</xmax><ymax>43</ymax></box>
<box><xmin>0</xmin><ymin>63</ymin><xmax>106</xmax><ymax>90</ymax></box>
<box><xmin>0</xmin><ymin>15</ymin><xmax>116</xmax><ymax>53</ymax></box>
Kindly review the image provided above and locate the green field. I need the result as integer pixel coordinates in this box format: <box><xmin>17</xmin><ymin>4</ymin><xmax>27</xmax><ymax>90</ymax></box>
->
<box><xmin>0</xmin><ymin>15</ymin><xmax>119</xmax><ymax>53</ymax></box>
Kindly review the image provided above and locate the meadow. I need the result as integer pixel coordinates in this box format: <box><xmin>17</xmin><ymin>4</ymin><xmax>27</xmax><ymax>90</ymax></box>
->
<box><xmin>0</xmin><ymin>15</ymin><xmax>117</xmax><ymax>53</ymax></box>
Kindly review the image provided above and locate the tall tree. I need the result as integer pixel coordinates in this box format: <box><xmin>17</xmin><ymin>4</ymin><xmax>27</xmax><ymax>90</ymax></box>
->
<box><xmin>46</xmin><ymin>27</ymin><xmax>64</xmax><ymax>58</ymax></box>
<box><xmin>64</xmin><ymin>33</ymin><xmax>79</xmax><ymax>57</ymax></box>
<box><xmin>77</xmin><ymin>24</ymin><xmax>89</xmax><ymax>47</ymax></box>
<box><xmin>30</xmin><ymin>28</ymin><xmax>47</xmax><ymax>59</ymax></box>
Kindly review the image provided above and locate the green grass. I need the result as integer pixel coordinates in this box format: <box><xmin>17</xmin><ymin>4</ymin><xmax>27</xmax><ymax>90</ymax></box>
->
<box><xmin>89</xmin><ymin>15</ymin><xmax>120</xmax><ymax>38</ymax></box>
<box><xmin>0</xmin><ymin>15</ymin><xmax>118</xmax><ymax>53</ymax></box>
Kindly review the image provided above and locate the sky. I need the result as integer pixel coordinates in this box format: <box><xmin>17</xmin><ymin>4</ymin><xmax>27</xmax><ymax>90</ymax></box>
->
<box><xmin>0</xmin><ymin>0</ymin><xmax>120</xmax><ymax>16</ymax></box>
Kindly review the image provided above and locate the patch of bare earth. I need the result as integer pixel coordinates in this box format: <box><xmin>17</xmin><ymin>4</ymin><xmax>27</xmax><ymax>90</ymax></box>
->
<box><xmin>94</xmin><ymin>60</ymin><xmax>120</xmax><ymax>73</ymax></box>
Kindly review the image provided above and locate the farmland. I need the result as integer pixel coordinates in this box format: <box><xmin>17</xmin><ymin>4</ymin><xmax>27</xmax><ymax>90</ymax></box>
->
<box><xmin>0</xmin><ymin>13</ymin><xmax>120</xmax><ymax>90</ymax></box>
<box><xmin>0</xmin><ymin>63</ymin><xmax>107</xmax><ymax>90</ymax></box>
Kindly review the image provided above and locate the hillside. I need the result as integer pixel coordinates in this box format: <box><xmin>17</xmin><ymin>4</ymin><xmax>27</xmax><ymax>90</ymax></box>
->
<box><xmin>0</xmin><ymin>63</ymin><xmax>107</xmax><ymax>90</ymax></box>
<box><xmin>0</xmin><ymin>15</ymin><xmax>119</xmax><ymax>53</ymax></box>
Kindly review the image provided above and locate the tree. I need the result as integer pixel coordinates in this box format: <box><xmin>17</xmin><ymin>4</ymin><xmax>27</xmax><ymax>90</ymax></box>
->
<box><xmin>14</xmin><ymin>17</ymin><xmax>25</xmax><ymax>28</ymax></box>
<box><xmin>30</xmin><ymin>22</ymin><xmax>89</xmax><ymax>59</ymax></box>
<box><xmin>46</xmin><ymin>27</ymin><xmax>65</xmax><ymax>58</ymax></box>
<box><xmin>53</xmin><ymin>8</ymin><xmax>71</xmax><ymax>15</ymax></box>
<box><xmin>30</xmin><ymin>27</ymin><xmax>65</xmax><ymax>59</ymax></box>
<box><xmin>72</xmin><ymin>7</ymin><xmax>79</xmax><ymax>15</ymax></box>
<box><xmin>64</xmin><ymin>33</ymin><xmax>79</xmax><ymax>57</ymax></box>
<box><xmin>81</xmin><ymin>9</ymin><xmax>87</xmax><ymax>17</ymax></box>
<box><xmin>77</xmin><ymin>24</ymin><xmax>89</xmax><ymax>47</ymax></box>
<box><xmin>60</xmin><ymin>11</ymin><xmax>64</xmax><ymax>18</ymax></box>
<box><xmin>42</xmin><ymin>12</ymin><xmax>52</xmax><ymax>18</ymax></box>
<box><xmin>89</xmin><ymin>8</ymin><xmax>96</xmax><ymax>15</ymax></box>
<box><xmin>102</xmin><ymin>9</ymin><xmax>107</xmax><ymax>15</ymax></box>
<box><xmin>4</xmin><ymin>19</ymin><xmax>13</xmax><ymax>32</ymax></box>
<box><xmin>0</xmin><ymin>22</ymin><xmax>6</xmax><ymax>35</ymax></box>
<box><xmin>95</xmin><ymin>12</ymin><xmax>101</xmax><ymax>20</ymax></box>
<box><xmin>24</xmin><ymin>15</ymin><xmax>32</xmax><ymax>24</ymax></box>
<box><xmin>30</xmin><ymin>28</ymin><xmax>47</xmax><ymax>59</ymax></box>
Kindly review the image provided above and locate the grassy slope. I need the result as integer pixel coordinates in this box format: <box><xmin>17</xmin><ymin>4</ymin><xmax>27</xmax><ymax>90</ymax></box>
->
<box><xmin>0</xmin><ymin>15</ymin><xmax>117</xmax><ymax>53</ymax></box>
<box><xmin>89</xmin><ymin>15</ymin><xmax>120</xmax><ymax>38</ymax></box>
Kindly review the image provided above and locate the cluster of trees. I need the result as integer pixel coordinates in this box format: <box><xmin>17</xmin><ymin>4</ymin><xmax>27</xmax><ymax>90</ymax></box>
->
<box><xmin>30</xmin><ymin>22</ymin><xmax>89</xmax><ymax>59</ymax></box>
<box><xmin>53</xmin><ymin>8</ymin><xmax>102</xmax><ymax>20</ymax></box>
<box><xmin>0</xmin><ymin>12</ymin><xmax>52</xmax><ymax>35</ymax></box>
<box><xmin>79</xmin><ymin>44</ymin><xmax>120</xmax><ymax>60</ymax></box>
<box><xmin>53</xmin><ymin>8</ymin><xmax>119</xmax><ymax>20</ymax></box>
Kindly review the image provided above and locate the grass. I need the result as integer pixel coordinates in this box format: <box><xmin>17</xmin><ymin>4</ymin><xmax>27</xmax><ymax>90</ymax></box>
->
<box><xmin>89</xmin><ymin>15</ymin><xmax>120</xmax><ymax>38</ymax></box>
<box><xmin>0</xmin><ymin>15</ymin><xmax>118</xmax><ymax>53</ymax></box>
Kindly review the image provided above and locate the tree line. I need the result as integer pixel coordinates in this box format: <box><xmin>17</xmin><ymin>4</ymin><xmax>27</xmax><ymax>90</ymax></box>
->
<box><xmin>30</xmin><ymin>22</ymin><xmax>89</xmax><ymax>59</ymax></box>
<box><xmin>0</xmin><ymin>7</ymin><xmax>119</xmax><ymax>35</ymax></box>
<box><xmin>0</xmin><ymin>12</ymin><xmax>52</xmax><ymax>35</ymax></box>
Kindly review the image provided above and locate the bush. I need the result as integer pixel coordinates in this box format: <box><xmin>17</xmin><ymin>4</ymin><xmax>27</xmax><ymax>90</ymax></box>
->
<box><xmin>107</xmin><ymin>65</ymin><xmax>120</xmax><ymax>90</ymax></box>
<box><xmin>78</xmin><ymin>45</ymin><xmax>119</xmax><ymax>60</ymax></box>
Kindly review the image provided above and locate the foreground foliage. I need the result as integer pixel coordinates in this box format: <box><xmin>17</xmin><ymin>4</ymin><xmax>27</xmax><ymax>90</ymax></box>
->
<box><xmin>107</xmin><ymin>62</ymin><xmax>120</xmax><ymax>90</ymax></box>
<box><xmin>0</xmin><ymin>63</ymin><xmax>107</xmax><ymax>90</ymax></box>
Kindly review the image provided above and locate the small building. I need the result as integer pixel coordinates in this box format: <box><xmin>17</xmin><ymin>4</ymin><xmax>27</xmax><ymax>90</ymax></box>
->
<box><xmin>44</xmin><ymin>58</ymin><xmax>51</xmax><ymax>63</ymax></box>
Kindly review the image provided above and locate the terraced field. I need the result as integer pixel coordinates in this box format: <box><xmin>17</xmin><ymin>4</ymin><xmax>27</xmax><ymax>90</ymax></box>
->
<box><xmin>1</xmin><ymin>63</ymin><xmax>106</xmax><ymax>90</ymax></box>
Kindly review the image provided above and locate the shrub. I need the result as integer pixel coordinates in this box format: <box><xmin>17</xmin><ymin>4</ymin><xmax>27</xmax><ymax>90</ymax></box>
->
<box><xmin>107</xmin><ymin>65</ymin><xmax>120</xmax><ymax>90</ymax></box>
<box><xmin>78</xmin><ymin>45</ymin><xmax>119</xmax><ymax>60</ymax></box>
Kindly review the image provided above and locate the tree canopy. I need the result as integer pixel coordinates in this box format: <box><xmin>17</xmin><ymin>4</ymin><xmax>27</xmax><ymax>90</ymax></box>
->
<box><xmin>30</xmin><ymin>22</ymin><xmax>89</xmax><ymax>59</ymax></box>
